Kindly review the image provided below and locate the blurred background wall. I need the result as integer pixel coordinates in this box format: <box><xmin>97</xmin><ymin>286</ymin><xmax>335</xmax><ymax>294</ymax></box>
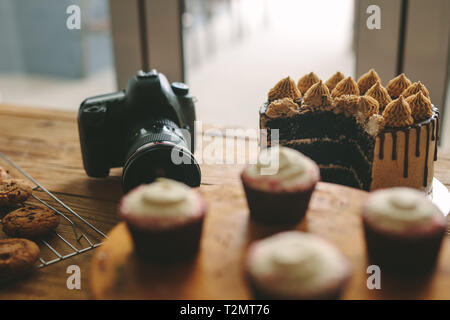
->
<box><xmin>0</xmin><ymin>0</ymin><xmax>448</xmax><ymax>147</ymax></box>
<box><xmin>0</xmin><ymin>0</ymin><xmax>113</xmax><ymax>77</ymax></box>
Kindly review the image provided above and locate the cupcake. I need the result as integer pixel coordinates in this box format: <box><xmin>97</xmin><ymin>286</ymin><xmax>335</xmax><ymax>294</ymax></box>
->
<box><xmin>362</xmin><ymin>187</ymin><xmax>446</xmax><ymax>274</ymax></box>
<box><xmin>119</xmin><ymin>178</ymin><xmax>206</xmax><ymax>262</ymax></box>
<box><xmin>246</xmin><ymin>231</ymin><xmax>350</xmax><ymax>300</ymax></box>
<box><xmin>241</xmin><ymin>146</ymin><xmax>320</xmax><ymax>225</ymax></box>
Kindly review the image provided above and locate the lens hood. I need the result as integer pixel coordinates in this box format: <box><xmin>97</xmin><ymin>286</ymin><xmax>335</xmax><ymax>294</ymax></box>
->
<box><xmin>122</xmin><ymin>141</ymin><xmax>201</xmax><ymax>192</ymax></box>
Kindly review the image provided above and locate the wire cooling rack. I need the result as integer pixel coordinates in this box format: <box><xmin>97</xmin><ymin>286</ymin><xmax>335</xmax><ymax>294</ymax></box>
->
<box><xmin>0</xmin><ymin>152</ymin><xmax>107</xmax><ymax>272</ymax></box>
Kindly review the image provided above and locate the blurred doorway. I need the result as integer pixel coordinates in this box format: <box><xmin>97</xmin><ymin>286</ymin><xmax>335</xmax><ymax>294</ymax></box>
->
<box><xmin>111</xmin><ymin>0</ymin><xmax>355</xmax><ymax>128</ymax></box>
<box><xmin>182</xmin><ymin>0</ymin><xmax>355</xmax><ymax>128</ymax></box>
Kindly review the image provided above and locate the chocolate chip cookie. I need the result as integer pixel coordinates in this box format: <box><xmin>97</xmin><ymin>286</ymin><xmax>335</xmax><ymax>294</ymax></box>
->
<box><xmin>2</xmin><ymin>205</ymin><xmax>60</xmax><ymax>237</ymax></box>
<box><xmin>0</xmin><ymin>179</ymin><xmax>32</xmax><ymax>206</ymax></box>
<box><xmin>0</xmin><ymin>238</ymin><xmax>40</xmax><ymax>277</ymax></box>
<box><xmin>0</xmin><ymin>166</ymin><xmax>9</xmax><ymax>180</ymax></box>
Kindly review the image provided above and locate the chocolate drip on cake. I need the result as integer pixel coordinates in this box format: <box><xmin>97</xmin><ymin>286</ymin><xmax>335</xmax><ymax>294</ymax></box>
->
<box><xmin>431</xmin><ymin>120</ymin><xmax>435</xmax><ymax>141</ymax></box>
<box><xmin>379</xmin><ymin>133</ymin><xmax>385</xmax><ymax>160</ymax></box>
<box><xmin>434</xmin><ymin>117</ymin><xmax>439</xmax><ymax>161</ymax></box>
<box><xmin>403</xmin><ymin>130</ymin><xmax>409</xmax><ymax>178</ymax></box>
<box><xmin>260</xmin><ymin>69</ymin><xmax>439</xmax><ymax>192</ymax></box>
<box><xmin>375</xmin><ymin>109</ymin><xmax>438</xmax><ymax>187</ymax></box>
<box><xmin>415</xmin><ymin>127</ymin><xmax>421</xmax><ymax>157</ymax></box>
<box><xmin>261</xmin><ymin>104</ymin><xmax>438</xmax><ymax>191</ymax></box>
<box><xmin>391</xmin><ymin>132</ymin><xmax>397</xmax><ymax>160</ymax></box>
<box><xmin>424</xmin><ymin>123</ymin><xmax>430</xmax><ymax>187</ymax></box>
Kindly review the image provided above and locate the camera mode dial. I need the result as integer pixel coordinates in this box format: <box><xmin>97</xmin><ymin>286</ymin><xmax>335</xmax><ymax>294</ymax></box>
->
<box><xmin>171</xmin><ymin>82</ymin><xmax>189</xmax><ymax>96</ymax></box>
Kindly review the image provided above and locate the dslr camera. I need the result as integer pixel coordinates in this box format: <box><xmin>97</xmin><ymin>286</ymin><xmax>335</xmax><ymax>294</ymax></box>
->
<box><xmin>78</xmin><ymin>70</ymin><xmax>201</xmax><ymax>192</ymax></box>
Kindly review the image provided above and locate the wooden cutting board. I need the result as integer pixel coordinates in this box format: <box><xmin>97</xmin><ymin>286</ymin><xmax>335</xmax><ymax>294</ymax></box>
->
<box><xmin>90</xmin><ymin>181</ymin><xmax>450</xmax><ymax>299</ymax></box>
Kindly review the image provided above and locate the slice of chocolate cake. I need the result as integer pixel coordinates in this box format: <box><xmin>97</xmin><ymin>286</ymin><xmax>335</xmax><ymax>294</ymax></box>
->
<box><xmin>260</xmin><ymin>71</ymin><xmax>439</xmax><ymax>192</ymax></box>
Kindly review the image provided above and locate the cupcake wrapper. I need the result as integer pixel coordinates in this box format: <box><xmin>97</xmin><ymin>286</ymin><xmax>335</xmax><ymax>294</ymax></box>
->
<box><xmin>242</xmin><ymin>181</ymin><xmax>315</xmax><ymax>226</ymax></box>
<box><xmin>247</xmin><ymin>274</ymin><xmax>347</xmax><ymax>300</ymax></box>
<box><xmin>362</xmin><ymin>218</ymin><xmax>445</xmax><ymax>275</ymax></box>
<box><xmin>126</xmin><ymin>215</ymin><xmax>204</xmax><ymax>263</ymax></box>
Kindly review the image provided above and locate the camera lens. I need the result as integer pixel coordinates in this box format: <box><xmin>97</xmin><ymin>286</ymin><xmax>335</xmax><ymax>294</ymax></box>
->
<box><xmin>122</xmin><ymin>119</ymin><xmax>201</xmax><ymax>192</ymax></box>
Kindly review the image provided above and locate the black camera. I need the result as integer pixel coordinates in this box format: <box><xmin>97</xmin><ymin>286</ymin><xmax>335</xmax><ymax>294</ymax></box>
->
<box><xmin>78</xmin><ymin>70</ymin><xmax>201</xmax><ymax>192</ymax></box>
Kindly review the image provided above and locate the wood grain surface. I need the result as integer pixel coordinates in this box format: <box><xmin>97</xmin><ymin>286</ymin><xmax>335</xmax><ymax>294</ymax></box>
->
<box><xmin>0</xmin><ymin>104</ymin><xmax>449</xmax><ymax>299</ymax></box>
<box><xmin>90</xmin><ymin>183</ymin><xmax>450</xmax><ymax>300</ymax></box>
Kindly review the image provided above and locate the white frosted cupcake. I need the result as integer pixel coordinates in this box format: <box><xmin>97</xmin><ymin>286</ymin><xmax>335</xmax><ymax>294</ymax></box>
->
<box><xmin>246</xmin><ymin>231</ymin><xmax>350</xmax><ymax>300</ymax></box>
<box><xmin>119</xmin><ymin>178</ymin><xmax>206</xmax><ymax>262</ymax></box>
<box><xmin>362</xmin><ymin>187</ymin><xmax>446</xmax><ymax>274</ymax></box>
<box><xmin>241</xmin><ymin>146</ymin><xmax>320</xmax><ymax>225</ymax></box>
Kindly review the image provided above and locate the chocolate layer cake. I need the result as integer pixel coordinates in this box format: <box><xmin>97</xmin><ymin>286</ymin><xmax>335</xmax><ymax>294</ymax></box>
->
<box><xmin>260</xmin><ymin>70</ymin><xmax>439</xmax><ymax>192</ymax></box>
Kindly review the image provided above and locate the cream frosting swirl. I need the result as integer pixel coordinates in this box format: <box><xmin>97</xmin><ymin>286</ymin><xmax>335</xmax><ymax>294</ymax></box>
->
<box><xmin>386</xmin><ymin>73</ymin><xmax>411</xmax><ymax>99</ymax></box>
<box><xmin>365</xmin><ymin>81</ymin><xmax>392</xmax><ymax>110</ymax></box>
<box><xmin>331</xmin><ymin>76</ymin><xmax>360</xmax><ymax>97</ymax></box>
<box><xmin>401</xmin><ymin>81</ymin><xmax>430</xmax><ymax>99</ymax></box>
<box><xmin>406</xmin><ymin>92</ymin><xmax>433</xmax><ymax>121</ymax></box>
<box><xmin>358</xmin><ymin>95</ymin><xmax>379</xmax><ymax>117</ymax></box>
<box><xmin>382</xmin><ymin>96</ymin><xmax>414</xmax><ymax>127</ymax></box>
<box><xmin>247</xmin><ymin>231</ymin><xmax>349</xmax><ymax>298</ymax></box>
<box><xmin>303</xmin><ymin>80</ymin><xmax>332</xmax><ymax>107</ymax></box>
<box><xmin>357</xmin><ymin>69</ymin><xmax>381</xmax><ymax>95</ymax></box>
<box><xmin>325</xmin><ymin>71</ymin><xmax>345</xmax><ymax>92</ymax></box>
<box><xmin>297</xmin><ymin>72</ymin><xmax>320</xmax><ymax>95</ymax></box>
<box><xmin>244</xmin><ymin>147</ymin><xmax>319</xmax><ymax>191</ymax></box>
<box><xmin>266</xmin><ymin>98</ymin><xmax>299</xmax><ymax>119</ymax></box>
<box><xmin>121</xmin><ymin>178</ymin><xmax>199</xmax><ymax>222</ymax></box>
<box><xmin>364</xmin><ymin>188</ymin><xmax>444</xmax><ymax>233</ymax></box>
<box><xmin>268</xmin><ymin>77</ymin><xmax>302</xmax><ymax>102</ymax></box>
<box><xmin>333</xmin><ymin>94</ymin><xmax>359</xmax><ymax>116</ymax></box>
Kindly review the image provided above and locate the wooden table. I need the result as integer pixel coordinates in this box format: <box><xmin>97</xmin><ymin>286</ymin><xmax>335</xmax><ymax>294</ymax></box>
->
<box><xmin>0</xmin><ymin>105</ymin><xmax>449</xmax><ymax>300</ymax></box>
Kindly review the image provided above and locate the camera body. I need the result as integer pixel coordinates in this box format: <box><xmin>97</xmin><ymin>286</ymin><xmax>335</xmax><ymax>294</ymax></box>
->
<box><xmin>78</xmin><ymin>70</ymin><xmax>200</xmax><ymax>192</ymax></box>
